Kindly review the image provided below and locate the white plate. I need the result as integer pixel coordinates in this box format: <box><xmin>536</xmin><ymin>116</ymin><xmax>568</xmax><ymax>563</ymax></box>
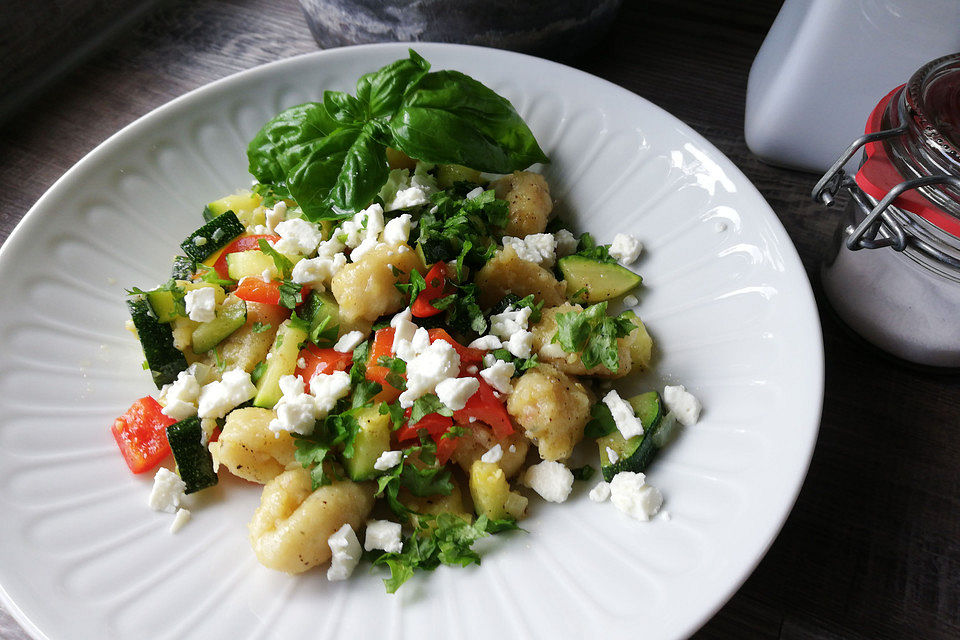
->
<box><xmin>0</xmin><ymin>43</ymin><xmax>823</xmax><ymax>640</ymax></box>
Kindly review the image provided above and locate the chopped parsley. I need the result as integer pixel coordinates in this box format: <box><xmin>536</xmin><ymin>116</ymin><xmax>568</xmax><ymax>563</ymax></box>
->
<box><xmin>251</xmin><ymin>322</ymin><xmax>272</xmax><ymax>334</ymax></box>
<box><xmin>574</xmin><ymin>232</ymin><xmax>617</xmax><ymax>264</ymax></box>
<box><xmin>551</xmin><ymin>302</ymin><xmax>635</xmax><ymax>372</ymax></box>
<box><xmin>409</xmin><ymin>393</ymin><xmax>453</xmax><ymax>424</ymax></box>
<box><xmin>371</xmin><ymin>512</ymin><xmax>520</xmax><ymax>593</ymax></box>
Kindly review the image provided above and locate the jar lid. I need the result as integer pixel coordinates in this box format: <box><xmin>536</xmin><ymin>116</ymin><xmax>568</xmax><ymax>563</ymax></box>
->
<box><xmin>855</xmin><ymin>84</ymin><xmax>960</xmax><ymax>237</ymax></box>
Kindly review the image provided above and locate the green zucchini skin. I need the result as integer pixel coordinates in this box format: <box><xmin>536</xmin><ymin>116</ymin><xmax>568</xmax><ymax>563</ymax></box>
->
<box><xmin>191</xmin><ymin>297</ymin><xmax>247</xmax><ymax>353</ymax></box>
<box><xmin>598</xmin><ymin>391</ymin><xmax>664</xmax><ymax>482</ymax></box>
<box><xmin>166</xmin><ymin>416</ymin><xmax>218</xmax><ymax>494</ymax></box>
<box><xmin>180</xmin><ymin>211</ymin><xmax>245</xmax><ymax>262</ymax></box>
<box><xmin>303</xmin><ymin>290</ymin><xmax>340</xmax><ymax>347</ymax></box>
<box><xmin>127</xmin><ymin>297</ymin><xmax>188</xmax><ymax>388</ymax></box>
<box><xmin>170</xmin><ymin>255</ymin><xmax>196</xmax><ymax>280</ymax></box>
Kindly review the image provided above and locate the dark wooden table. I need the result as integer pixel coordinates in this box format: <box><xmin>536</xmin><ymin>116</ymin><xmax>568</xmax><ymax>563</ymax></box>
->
<box><xmin>2</xmin><ymin>1</ymin><xmax>958</xmax><ymax>638</ymax></box>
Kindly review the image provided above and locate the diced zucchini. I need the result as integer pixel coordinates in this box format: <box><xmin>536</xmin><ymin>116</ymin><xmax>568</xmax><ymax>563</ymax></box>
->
<box><xmin>127</xmin><ymin>297</ymin><xmax>188</xmax><ymax>388</ymax></box>
<box><xmin>437</xmin><ymin>164</ymin><xmax>482</xmax><ymax>189</ymax></box>
<box><xmin>166</xmin><ymin>416</ymin><xmax>218</xmax><ymax>494</ymax></box>
<box><xmin>416</xmin><ymin>237</ymin><xmax>454</xmax><ymax>265</ymax></box>
<box><xmin>559</xmin><ymin>255</ymin><xmax>642</xmax><ymax>303</ymax></box>
<box><xmin>598</xmin><ymin>391</ymin><xmax>663</xmax><ymax>482</ymax></box>
<box><xmin>170</xmin><ymin>256</ymin><xmax>196</xmax><ymax>280</ymax></box>
<box><xmin>180</xmin><ymin>211</ymin><xmax>245</xmax><ymax>262</ymax></box>
<box><xmin>253</xmin><ymin>319</ymin><xmax>309</xmax><ymax>408</ymax></box>
<box><xmin>469</xmin><ymin>460</ymin><xmax>527</xmax><ymax>521</ymax></box>
<box><xmin>146</xmin><ymin>281</ymin><xmax>225</xmax><ymax>324</ymax></box>
<box><xmin>191</xmin><ymin>297</ymin><xmax>247</xmax><ymax>353</ymax></box>
<box><xmin>621</xmin><ymin>310</ymin><xmax>654</xmax><ymax>370</ymax></box>
<box><xmin>344</xmin><ymin>406</ymin><xmax>392</xmax><ymax>481</ymax></box>
<box><xmin>203</xmin><ymin>191</ymin><xmax>263</xmax><ymax>224</ymax></box>
<box><xmin>225</xmin><ymin>249</ymin><xmax>300</xmax><ymax>280</ymax></box>
<box><xmin>302</xmin><ymin>290</ymin><xmax>339</xmax><ymax>347</ymax></box>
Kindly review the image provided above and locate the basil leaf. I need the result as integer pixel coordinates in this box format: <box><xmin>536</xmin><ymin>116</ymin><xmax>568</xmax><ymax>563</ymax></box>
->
<box><xmin>389</xmin><ymin>70</ymin><xmax>548</xmax><ymax>173</ymax></box>
<box><xmin>285</xmin><ymin>126</ymin><xmax>365</xmax><ymax>220</ymax></box>
<box><xmin>584</xmin><ymin>402</ymin><xmax>617</xmax><ymax>438</ymax></box>
<box><xmin>247</xmin><ymin>102</ymin><xmax>338</xmax><ymax>186</ymax></box>
<box><xmin>324</xmin><ymin>90</ymin><xmax>367</xmax><ymax>125</ymax></box>
<box><xmin>357</xmin><ymin>50</ymin><xmax>431</xmax><ymax>118</ymax></box>
<box><xmin>329</xmin><ymin>126</ymin><xmax>390</xmax><ymax>214</ymax></box>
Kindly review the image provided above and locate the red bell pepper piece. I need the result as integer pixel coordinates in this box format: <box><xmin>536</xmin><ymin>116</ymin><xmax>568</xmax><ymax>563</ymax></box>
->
<box><xmin>111</xmin><ymin>396</ymin><xmax>175</xmax><ymax>474</ymax></box>
<box><xmin>296</xmin><ymin>344</ymin><xmax>354</xmax><ymax>393</ymax></box>
<box><xmin>364</xmin><ymin>327</ymin><xmax>402</xmax><ymax>402</ymax></box>
<box><xmin>397</xmin><ymin>409</ymin><xmax>461</xmax><ymax>464</ymax></box>
<box><xmin>453</xmin><ymin>377</ymin><xmax>514</xmax><ymax>439</ymax></box>
<box><xmin>210</xmin><ymin>233</ymin><xmax>280</xmax><ymax>281</ymax></box>
<box><xmin>234</xmin><ymin>276</ymin><xmax>307</xmax><ymax>306</ymax></box>
<box><xmin>427</xmin><ymin>328</ymin><xmax>485</xmax><ymax>367</ymax></box>
<box><xmin>411</xmin><ymin>262</ymin><xmax>449</xmax><ymax>318</ymax></box>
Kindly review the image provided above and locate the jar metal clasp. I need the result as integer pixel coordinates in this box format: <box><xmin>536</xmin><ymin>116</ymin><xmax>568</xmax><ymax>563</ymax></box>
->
<box><xmin>812</xmin><ymin>124</ymin><xmax>960</xmax><ymax>266</ymax></box>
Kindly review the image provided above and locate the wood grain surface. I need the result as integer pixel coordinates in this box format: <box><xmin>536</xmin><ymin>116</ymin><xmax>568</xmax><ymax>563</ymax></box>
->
<box><xmin>1</xmin><ymin>0</ymin><xmax>958</xmax><ymax>638</ymax></box>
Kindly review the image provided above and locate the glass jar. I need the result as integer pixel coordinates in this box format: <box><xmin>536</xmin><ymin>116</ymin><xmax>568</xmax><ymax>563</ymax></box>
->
<box><xmin>815</xmin><ymin>53</ymin><xmax>960</xmax><ymax>368</ymax></box>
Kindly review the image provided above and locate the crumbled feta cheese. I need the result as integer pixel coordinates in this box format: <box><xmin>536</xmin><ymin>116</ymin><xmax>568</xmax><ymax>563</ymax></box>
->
<box><xmin>399</xmin><ymin>340</ymin><xmax>460</xmax><ymax>408</ymax></box>
<box><xmin>504</xmin><ymin>330</ymin><xmax>534</xmax><ymax>358</ymax></box>
<box><xmin>310</xmin><ymin>370</ymin><xmax>352</xmax><ymax>413</ymax></box>
<box><xmin>480</xmin><ymin>360</ymin><xmax>515</xmax><ymax>393</ymax></box>
<box><xmin>508</xmin><ymin>444</ymin><xmax>516</xmax><ymax>453</ymax></box>
<box><xmin>170</xmin><ymin>508</ymin><xmax>191</xmax><ymax>534</ymax></box>
<box><xmin>390</xmin><ymin>307</ymin><xmax>418</xmax><ymax>354</ymax></box>
<box><xmin>483</xmin><ymin>353</ymin><xmax>497</xmax><ymax>368</ymax></box>
<box><xmin>391</xmin><ymin>186</ymin><xmax>429</xmax><ymax>210</ymax></box>
<box><xmin>603</xmin><ymin>389</ymin><xmax>644</xmax><ymax>439</ymax></box>
<box><xmin>268</xmin><ymin>375</ymin><xmax>320</xmax><ymax>436</ymax></box>
<box><xmin>334</xmin><ymin>330</ymin><xmax>366</xmax><ymax>353</ymax></box>
<box><xmin>297</xmin><ymin>357</ymin><xmax>306</xmax><ymax>369</ymax></box>
<box><xmin>291</xmin><ymin>253</ymin><xmax>347</xmax><ymax>289</ymax></box>
<box><xmin>502</xmin><ymin>233</ymin><xmax>557</xmax><ymax>268</ymax></box>
<box><xmin>395</xmin><ymin>327</ymin><xmax>430</xmax><ymax>363</ymax></box>
<box><xmin>363</xmin><ymin>519</ymin><xmax>403</xmax><ymax>554</ymax></box>
<box><xmin>374</xmin><ymin>450</ymin><xmax>403</xmax><ymax>471</ymax></box>
<box><xmin>383</xmin><ymin>213</ymin><xmax>412</xmax><ymax>245</ymax></box>
<box><xmin>350</xmin><ymin>236</ymin><xmax>380</xmax><ymax>262</ymax></box>
<box><xmin>609</xmin><ymin>472</ymin><xmax>662</xmax><ymax>520</ymax></box>
<box><xmin>184</xmin><ymin>287</ymin><xmax>217</xmax><ymax>323</ymax></box>
<box><xmin>623</xmin><ymin>294</ymin><xmax>639</xmax><ymax>307</ymax></box>
<box><xmin>466</xmin><ymin>365</ymin><xmax>478</xmax><ymax>374</ymax></box>
<box><xmin>197</xmin><ymin>369</ymin><xmax>256</xmax><ymax>419</ymax></box>
<box><xmin>327</xmin><ymin>523</ymin><xmax>362</xmax><ymax>581</ymax></box>
<box><xmin>265</xmin><ymin>201</ymin><xmax>287</xmax><ymax>233</ymax></box>
<box><xmin>524</xmin><ymin>461</ymin><xmax>574</xmax><ymax>503</ymax></box>
<box><xmin>465</xmin><ymin>186</ymin><xmax>485</xmax><ymax>200</ymax></box>
<box><xmin>609</xmin><ymin>233</ymin><xmax>643</xmax><ymax>266</ymax></box>
<box><xmin>261</xmin><ymin>268</ymin><xmax>273</xmax><ymax>283</ymax></box>
<box><xmin>489</xmin><ymin>305</ymin><xmax>532</xmax><ymax>342</ymax></box>
<box><xmin>159</xmin><ymin>370</ymin><xmax>200</xmax><ymax>421</ymax></box>
<box><xmin>468</xmin><ymin>335</ymin><xmax>502</xmax><ymax>350</ymax></box>
<box><xmin>274</xmin><ymin>218</ymin><xmax>325</xmax><ymax>256</ymax></box>
<box><xmin>606</xmin><ymin>446</ymin><xmax>620</xmax><ymax>464</ymax></box>
<box><xmin>589</xmin><ymin>481</ymin><xmax>612</xmax><ymax>503</ymax></box>
<box><xmin>662</xmin><ymin>385</ymin><xmax>702</xmax><ymax>426</ymax></box>
<box><xmin>192</xmin><ymin>236</ymin><xmax>208</xmax><ymax>246</ymax></box>
<box><xmin>480</xmin><ymin>444</ymin><xmax>503</xmax><ymax>464</ymax></box>
<box><xmin>435</xmin><ymin>377</ymin><xmax>480</xmax><ymax>411</ymax></box>
<box><xmin>316</xmin><ymin>236</ymin><xmax>346</xmax><ymax>259</ymax></box>
<box><xmin>554</xmin><ymin>229</ymin><xmax>578</xmax><ymax>257</ymax></box>
<box><xmin>149</xmin><ymin>467</ymin><xmax>186</xmax><ymax>513</ymax></box>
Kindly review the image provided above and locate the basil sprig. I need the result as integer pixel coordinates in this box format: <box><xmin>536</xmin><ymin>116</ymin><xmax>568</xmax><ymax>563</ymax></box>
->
<box><xmin>247</xmin><ymin>50</ymin><xmax>548</xmax><ymax>221</ymax></box>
